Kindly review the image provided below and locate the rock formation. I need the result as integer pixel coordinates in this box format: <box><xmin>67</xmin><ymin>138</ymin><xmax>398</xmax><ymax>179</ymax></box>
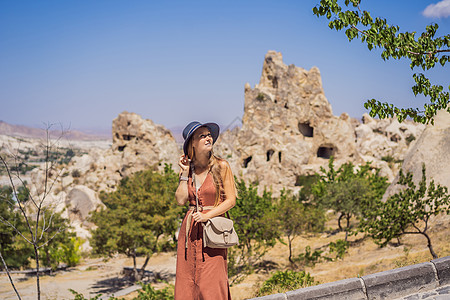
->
<box><xmin>21</xmin><ymin>112</ymin><xmax>180</xmax><ymax>248</ymax></box>
<box><xmin>216</xmin><ymin>51</ymin><xmax>358</xmax><ymax>193</ymax></box>
<box><xmin>383</xmin><ymin>109</ymin><xmax>450</xmax><ymax>199</ymax></box>
<box><xmin>215</xmin><ymin>51</ymin><xmax>425</xmax><ymax>194</ymax></box>
<box><xmin>112</xmin><ymin>112</ymin><xmax>179</xmax><ymax>177</ymax></box>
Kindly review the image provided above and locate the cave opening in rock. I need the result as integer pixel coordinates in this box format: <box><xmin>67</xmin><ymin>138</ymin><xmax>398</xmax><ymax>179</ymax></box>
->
<box><xmin>390</xmin><ymin>134</ymin><xmax>401</xmax><ymax>142</ymax></box>
<box><xmin>317</xmin><ymin>146</ymin><xmax>334</xmax><ymax>159</ymax></box>
<box><xmin>267</xmin><ymin>75</ymin><xmax>278</xmax><ymax>88</ymax></box>
<box><xmin>122</xmin><ymin>134</ymin><xmax>135</xmax><ymax>141</ymax></box>
<box><xmin>278</xmin><ymin>152</ymin><xmax>282</xmax><ymax>163</ymax></box>
<box><xmin>118</xmin><ymin>145</ymin><xmax>126</xmax><ymax>152</ymax></box>
<box><xmin>242</xmin><ymin>156</ymin><xmax>252</xmax><ymax>168</ymax></box>
<box><xmin>298</xmin><ymin>122</ymin><xmax>314</xmax><ymax>137</ymax></box>
<box><xmin>266</xmin><ymin>150</ymin><xmax>274</xmax><ymax>161</ymax></box>
<box><xmin>272</xmin><ymin>76</ymin><xmax>278</xmax><ymax>88</ymax></box>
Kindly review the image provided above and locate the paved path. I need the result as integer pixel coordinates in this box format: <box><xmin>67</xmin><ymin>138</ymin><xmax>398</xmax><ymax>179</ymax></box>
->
<box><xmin>399</xmin><ymin>284</ymin><xmax>450</xmax><ymax>300</ymax></box>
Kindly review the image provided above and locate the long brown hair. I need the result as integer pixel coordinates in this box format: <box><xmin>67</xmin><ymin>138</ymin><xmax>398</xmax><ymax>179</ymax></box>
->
<box><xmin>187</xmin><ymin>135</ymin><xmax>229</xmax><ymax>206</ymax></box>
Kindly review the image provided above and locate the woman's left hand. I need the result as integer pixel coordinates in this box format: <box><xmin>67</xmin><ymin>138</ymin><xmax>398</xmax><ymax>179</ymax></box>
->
<box><xmin>192</xmin><ymin>212</ymin><xmax>210</xmax><ymax>223</ymax></box>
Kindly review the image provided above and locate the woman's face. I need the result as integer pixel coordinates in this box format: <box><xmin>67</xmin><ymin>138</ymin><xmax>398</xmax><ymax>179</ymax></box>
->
<box><xmin>191</xmin><ymin>126</ymin><xmax>213</xmax><ymax>156</ymax></box>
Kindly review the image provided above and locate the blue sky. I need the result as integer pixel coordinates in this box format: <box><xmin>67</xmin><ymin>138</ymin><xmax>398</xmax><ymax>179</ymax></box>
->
<box><xmin>1</xmin><ymin>0</ymin><xmax>449</xmax><ymax>133</ymax></box>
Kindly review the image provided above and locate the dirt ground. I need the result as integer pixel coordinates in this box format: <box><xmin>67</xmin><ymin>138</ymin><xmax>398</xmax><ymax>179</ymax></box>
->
<box><xmin>0</xmin><ymin>252</ymin><xmax>176</xmax><ymax>300</ymax></box>
<box><xmin>1</xmin><ymin>215</ymin><xmax>449</xmax><ymax>300</ymax></box>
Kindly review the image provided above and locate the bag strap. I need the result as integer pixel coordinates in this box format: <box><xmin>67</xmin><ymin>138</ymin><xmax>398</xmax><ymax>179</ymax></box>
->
<box><xmin>192</xmin><ymin>166</ymin><xmax>200</xmax><ymax>212</ymax></box>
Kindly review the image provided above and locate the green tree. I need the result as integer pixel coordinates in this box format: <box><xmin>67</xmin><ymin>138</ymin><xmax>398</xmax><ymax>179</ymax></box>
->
<box><xmin>313</xmin><ymin>0</ymin><xmax>450</xmax><ymax>124</ymax></box>
<box><xmin>0</xmin><ymin>186</ymin><xmax>79</xmax><ymax>273</ymax></box>
<box><xmin>90</xmin><ymin>164</ymin><xmax>182</xmax><ymax>281</ymax></box>
<box><xmin>228</xmin><ymin>179</ymin><xmax>281</xmax><ymax>284</ymax></box>
<box><xmin>358</xmin><ymin>164</ymin><xmax>450</xmax><ymax>259</ymax></box>
<box><xmin>312</xmin><ymin>157</ymin><xmax>389</xmax><ymax>240</ymax></box>
<box><xmin>296</xmin><ymin>174</ymin><xmax>320</xmax><ymax>203</ymax></box>
<box><xmin>277</xmin><ymin>189</ymin><xmax>326</xmax><ymax>264</ymax></box>
<box><xmin>0</xmin><ymin>186</ymin><xmax>34</xmax><ymax>270</ymax></box>
<box><xmin>38</xmin><ymin>212</ymin><xmax>80</xmax><ymax>271</ymax></box>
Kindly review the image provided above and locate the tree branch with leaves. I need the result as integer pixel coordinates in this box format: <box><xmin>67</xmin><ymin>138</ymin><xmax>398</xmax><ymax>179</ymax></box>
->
<box><xmin>313</xmin><ymin>0</ymin><xmax>450</xmax><ymax>124</ymax></box>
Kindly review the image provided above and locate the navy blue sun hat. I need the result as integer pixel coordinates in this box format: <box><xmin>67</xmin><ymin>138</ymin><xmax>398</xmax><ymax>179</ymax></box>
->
<box><xmin>182</xmin><ymin>121</ymin><xmax>220</xmax><ymax>156</ymax></box>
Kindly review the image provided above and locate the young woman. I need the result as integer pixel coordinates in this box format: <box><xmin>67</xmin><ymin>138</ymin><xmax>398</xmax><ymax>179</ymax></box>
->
<box><xmin>174</xmin><ymin>121</ymin><xmax>236</xmax><ymax>300</ymax></box>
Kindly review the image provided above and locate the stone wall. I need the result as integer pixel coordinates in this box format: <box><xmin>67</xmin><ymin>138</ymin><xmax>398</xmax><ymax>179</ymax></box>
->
<box><xmin>251</xmin><ymin>256</ymin><xmax>450</xmax><ymax>300</ymax></box>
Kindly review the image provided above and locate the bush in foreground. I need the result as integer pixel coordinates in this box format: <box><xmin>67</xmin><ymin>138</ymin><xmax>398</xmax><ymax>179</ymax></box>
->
<box><xmin>255</xmin><ymin>270</ymin><xmax>317</xmax><ymax>297</ymax></box>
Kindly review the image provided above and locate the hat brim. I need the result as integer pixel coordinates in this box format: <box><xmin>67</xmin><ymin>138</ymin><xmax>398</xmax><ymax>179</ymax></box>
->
<box><xmin>183</xmin><ymin>122</ymin><xmax>220</xmax><ymax>156</ymax></box>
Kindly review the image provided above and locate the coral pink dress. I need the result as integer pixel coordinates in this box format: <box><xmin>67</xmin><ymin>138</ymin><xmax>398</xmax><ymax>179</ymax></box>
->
<box><xmin>175</xmin><ymin>165</ymin><xmax>234</xmax><ymax>300</ymax></box>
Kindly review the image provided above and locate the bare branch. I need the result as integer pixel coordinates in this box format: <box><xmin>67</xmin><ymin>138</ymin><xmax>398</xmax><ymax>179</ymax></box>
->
<box><xmin>407</xmin><ymin>49</ymin><xmax>450</xmax><ymax>56</ymax></box>
<box><xmin>411</xmin><ymin>221</ymin><xmax>423</xmax><ymax>233</ymax></box>
<box><xmin>39</xmin><ymin>210</ymin><xmax>46</xmax><ymax>241</ymax></box>
<box><xmin>423</xmin><ymin>215</ymin><xmax>429</xmax><ymax>233</ymax></box>
<box><xmin>350</xmin><ymin>25</ymin><xmax>367</xmax><ymax>37</ymax></box>
<box><xmin>356</xmin><ymin>2</ymin><xmax>362</xmax><ymax>15</ymax></box>
<box><xmin>41</xmin><ymin>166</ymin><xmax>64</xmax><ymax>203</ymax></box>
<box><xmin>37</xmin><ymin>226</ymin><xmax>66</xmax><ymax>250</ymax></box>
<box><xmin>0</xmin><ymin>251</ymin><xmax>22</xmax><ymax>300</ymax></box>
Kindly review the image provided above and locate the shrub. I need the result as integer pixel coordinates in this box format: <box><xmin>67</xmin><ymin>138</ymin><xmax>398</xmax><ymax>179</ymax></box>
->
<box><xmin>255</xmin><ymin>270</ymin><xmax>317</xmax><ymax>297</ymax></box>
<box><xmin>256</xmin><ymin>93</ymin><xmax>265</xmax><ymax>101</ymax></box>
<box><xmin>294</xmin><ymin>246</ymin><xmax>331</xmax><ymax>267</ymax></box>
<box><xmin>329</xmin><ymin>239</ymin><xmax>349</xmax><ymax>260</ymax></box>
<box><xmin>135</xmin><ymin>282</ymin><xmax>174</xmax><ymax>300</ymax></box>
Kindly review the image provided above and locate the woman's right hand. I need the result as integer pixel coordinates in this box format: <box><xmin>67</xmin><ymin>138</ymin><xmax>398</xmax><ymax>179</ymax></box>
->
<box><xmin>178</xmin><ymin>154</ymin><xmax>190</xmax><ymax>173</ymax></box>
